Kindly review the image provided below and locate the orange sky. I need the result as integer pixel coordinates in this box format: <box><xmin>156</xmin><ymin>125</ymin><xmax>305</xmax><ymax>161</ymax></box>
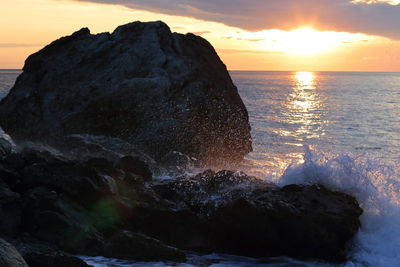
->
<box><xmin>1</xmin><ymin>0</ymin><xmax>400</xmax><ymax>71</ymax></box>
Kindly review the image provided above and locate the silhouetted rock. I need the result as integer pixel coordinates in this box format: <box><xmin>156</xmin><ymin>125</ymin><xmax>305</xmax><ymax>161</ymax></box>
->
<box><xmin>0</xmin><ymin>143</ymin><xmax>362</xmax><ymax>263</ymax></box>
<box><xmin>100</xmin><ymin>230</ymin><xmax>186</xmax><ymax>262</ymax></box>
<box><xmin>0</xmin><ymin>21</ymin><xmax>252</xmax><ymax>165</ymax></box>
<box><xmin>114</xmin><ymin>156</ymin><xmax>152</xmax><ymax>181</ymax></box>
<box><xmin>150</xmin><ymin>170</ymin><xmax>362</xmax><ymax>262</ymax></box>
<box><xmin>0</xmin><ymin>145</ymin><xmax>185</xmax><ymax>260</ymax></box>
<box><xmin>21</xmin><ymin>186</ymin><xmax>104</xmax><ymax>253</ymax></box>
<box><xmin>16</xmin><ymin>240</ymin><xmax>91</xmax><ymax>267</ymax></box>
<box><xmin>130</xmin><ymin>199</ymin><xmax>210</xmax><ymax>252</ymax></box>
<box><xmin>0</xmin><ymin>238</ymin><xmax>28</xmax><ymax>267</ymax></box>
<box><xmin>24</xmin><ymin>252</ymin><xmax>91</xmax><ymax>267</ymax></box>
<box><xmin>0</xmin><ymin>138</ymin><xmax>12</xmax><ymax>157</ymax></box>
<box><xmin>0</xmin><ymin>178</ymin><xmax>21</xmax><ymax>237</ymax></box>
<box><xmin>0</xmin><ymin>147</ymin><xmax>130</xmax><ymax>253</ymax></box>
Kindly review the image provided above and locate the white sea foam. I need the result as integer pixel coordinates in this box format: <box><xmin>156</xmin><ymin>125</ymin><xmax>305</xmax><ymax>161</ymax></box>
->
<box><xmin>79</xmin><ymin>253</ymin><xmax>323</xmax><ymax>267</ymax></box>
<box><xmin>274</xmin><ymin>145</ymin><xmax>400</xmax><ymax>267</ymax></box>
<box><xmin>79</xmin><ymin>255</ymin><xmax>195</xmax><ymax>267</ymax></box>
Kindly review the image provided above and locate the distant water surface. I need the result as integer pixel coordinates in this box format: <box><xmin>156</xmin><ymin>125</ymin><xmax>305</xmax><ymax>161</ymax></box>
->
<box><xmin>0</xmin><ymin>69</ymin><xmax>21</xmax><ymax>99</ymax></box>
<box><xmin>1</xmin><ymin>69</ymin><xmax>400</xmax><ymax>266</ymax></box>
<box><xmin>231</xmin><ymin>71</ymin><xmax>400</xmax><ymax>177</ymax></box>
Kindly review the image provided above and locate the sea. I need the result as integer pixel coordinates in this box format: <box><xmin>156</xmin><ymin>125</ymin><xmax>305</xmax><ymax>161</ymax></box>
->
<box><xmin>1</xmin><ymin>69</ymin><xmax>400</xmax><ymax>266</ymax></box>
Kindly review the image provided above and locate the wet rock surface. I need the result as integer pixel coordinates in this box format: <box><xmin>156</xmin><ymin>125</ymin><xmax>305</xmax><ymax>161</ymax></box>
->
<box><xmin>0</xmin><ymin>140</ymin><xmax>187</xmax><ymax>263</ymax></box>
<box><xmin>149</xmin><ymin>170</ymin><xmax>362</xmax><ymax>262</ymax></box>
<box><xmin>0</xmin><ymin>138</ymin><xmax>12</xmax><ymax>157</ymax></box>
<box><xmin>0</xmin><ymin>21</ymin><xmax>252</xmax><ymax>165</ymax></box>
<box><xmin>15</xmin><ymin>239</ymin><xmax>91</xmax><ymax>267</ymax></box>
<box><xmin>99</xmin><ymin>230</ymin><xmax>186</xmax><ymax>261</ymax></box>
<box><xmin>0</xmin><ymin>238</ymin><xmax>28</xmax><ymax>267</ymax></box>
<box><xmin>0</xmin><ymin>137</ymin><xmax>362</xmax><ymax>264</ymax></box>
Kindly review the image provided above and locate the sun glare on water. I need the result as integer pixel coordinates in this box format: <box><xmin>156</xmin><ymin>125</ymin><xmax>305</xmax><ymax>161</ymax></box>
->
<box><xmin>295</xmin><ymin>71</ymin><xmax>315</xmax><ymax>85</ymax></box>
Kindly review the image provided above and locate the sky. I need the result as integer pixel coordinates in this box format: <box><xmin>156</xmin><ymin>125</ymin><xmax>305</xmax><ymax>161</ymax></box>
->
<box><xmin>1</xmin><ymin>0</ymin><xmax>400</xmax><ymax>71</ymax></box>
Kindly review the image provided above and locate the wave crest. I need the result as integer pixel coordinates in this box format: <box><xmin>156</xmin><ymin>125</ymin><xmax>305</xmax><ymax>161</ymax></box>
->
<box><xmin>275</xmin><ymin>145</ymin><xmax>400</xmax><ymax>266</ymax></box>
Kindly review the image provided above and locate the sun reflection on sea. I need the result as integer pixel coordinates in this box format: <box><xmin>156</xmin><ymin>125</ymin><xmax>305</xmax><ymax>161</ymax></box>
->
<box><xmin>265</xmin><ymin>72</ymin><xmax>326</xmax><ymax>176</ymax></box>
<box><xmin>280</xmin><ymin>71</ymin><xmax>325</xmax><ymax>141</ymax></box>
<box><xmin>239</xmin><ymin>71</ymin><xmax>328</xmax><ymax>179</ymax></box>
<box><xmin>295</xmin><ymin>71</ymin><xmax>315</xmax><ymax>85</ymax></box>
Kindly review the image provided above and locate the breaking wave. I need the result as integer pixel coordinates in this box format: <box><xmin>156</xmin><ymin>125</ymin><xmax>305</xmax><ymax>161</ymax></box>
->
<box><xmin>274</xmin><ymin>145</ymin><xmax>400</xmax><ymax>266</ymax></box>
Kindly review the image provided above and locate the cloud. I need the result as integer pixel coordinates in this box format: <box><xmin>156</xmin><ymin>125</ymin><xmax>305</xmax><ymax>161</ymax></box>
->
<box><xmin>352</xmin><ymin>0</ymin><xmax>400</xmax><ymax>5</ymax></box>
<box><xmin>190</xmin><ymin>31</ymin><xmax>211</xmax><ymax>36</ymax></box>
<box><xmin>218</xmin><ymin>49</ymin><xmax>285</xmax><ymax>54</ymax></box>
<box><xmin>0</xmin><ymin>43</ymin><xmax>45</xmax><ymax>48</ymax></box>
<box><xmin>72</xmin><ymin>0</ymin><xmax>400</xmax><ymax>39</ymax></box>
<box><xmin>245</xmin><ymin>39</ymin><xmax>264</xmax><ymax>42</ymax></box>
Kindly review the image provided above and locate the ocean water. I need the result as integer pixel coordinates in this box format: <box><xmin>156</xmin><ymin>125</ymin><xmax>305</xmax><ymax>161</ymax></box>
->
<box><xmin>233</xmin><ymin>71</ymin><xmax>400</xmax><ymax>178</ymax></box>
<box><xmin>1</xmin><ymin>69</ymin><xmax>400</xmax><ymax>266</ymax></box>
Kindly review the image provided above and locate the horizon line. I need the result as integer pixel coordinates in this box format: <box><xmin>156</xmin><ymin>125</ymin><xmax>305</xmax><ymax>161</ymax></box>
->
<box><xmin>1</xmin><ymin>69</ymin><xmax>400</xmax><ymax>73</ymax></box>
<box><xmin>229</xmin><ymin>70</ymin><xmax>400</xmax><ymax>73</ymax></box>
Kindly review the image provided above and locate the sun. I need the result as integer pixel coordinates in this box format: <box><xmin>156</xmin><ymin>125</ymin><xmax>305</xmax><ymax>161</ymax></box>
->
<box><xmin>277</xmin><ymin>27</ymin><xmax>340</xmax><ymax>55</ymax></box>
<box><xmin>240</xmin><ymin>26</ymin><xmax>366</xmax><ymax>56</ymax></box>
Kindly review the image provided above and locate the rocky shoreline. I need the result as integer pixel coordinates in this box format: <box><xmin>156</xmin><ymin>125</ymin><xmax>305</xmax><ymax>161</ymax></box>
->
<box><xmin>0</xmin><ymin>20</ymin><xmax>363</xmax><ymax>266</ymax></box>
<box><xmin>0</xmin><ymin>136</ymin><xmax>362</xmax><ymax>266</ymax></box>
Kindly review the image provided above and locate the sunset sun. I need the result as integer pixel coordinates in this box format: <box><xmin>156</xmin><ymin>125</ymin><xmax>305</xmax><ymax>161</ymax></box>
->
<box><xmin>271</xmin><ymin>27</ymin><xmax>355</xmax><ymax>55</ymax></box>
<box><xmin>280</xmin><ymin>27</ymin><xmax>337</xmax><ymax>54</ymax></box>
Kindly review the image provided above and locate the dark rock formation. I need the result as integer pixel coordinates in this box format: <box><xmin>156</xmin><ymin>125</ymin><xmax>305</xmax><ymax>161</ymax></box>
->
<box><xmin>0</xmin><ymin>238</ymin><xmax>28</xmax><ymax>267</ymax></box>
<box><xmin>150</xmin><ymin>170</ymin><xmax>363</xmax><ymax>262</ymax></box>
<box><xmin>100</xmin><ymin>230</ymin><xmax>186</xmax><ymax>261</ymax></box>
<box><xmin>0</xmin><ymin>145</ymin><xmax>187</xmax><ymax>262</ymax></box>
<box><xmin>115</xmin><ymin>156</ymin><xmax>152</xmax><ymax>181</ymax></box>
<box><xmin>24</xmin><ymin>251</ymin><xmax>90</xmax><ymax>267</ymax></box>
<box><xmin>0</xmin><ymin>145</ymin><xmax>362</xmax><ymax>263</ymax></box>
<box><xmin>0</xmin><ymin>178</ymin><xmax>21</xmax><ymax>237</ymax></box>
<box><xmin>15</xmin><ymin>240</ymin><xmax>91</xmax><ymax>267</ymax></box>
<box><xmin>0</xmin><ymin>138</ymin><xmax>12</xmax><ymax>157</ymax></box>
<box><xmin>0</xmin><ymin>21</ymin><xmax>252</xmax><ymax>165</ymax></box>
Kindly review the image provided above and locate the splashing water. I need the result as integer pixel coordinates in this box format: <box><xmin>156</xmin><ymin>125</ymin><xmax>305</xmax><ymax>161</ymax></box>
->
<box><xmin>271</xmin><ymin>145</ymin><xmax>400</xmax><ymax>266</ymax></box>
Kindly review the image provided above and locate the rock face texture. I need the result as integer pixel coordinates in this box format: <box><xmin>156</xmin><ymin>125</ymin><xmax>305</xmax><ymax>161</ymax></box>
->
<box><xmin>0</xmin><ymin>21</ymin><xmax>252</xmax><ymax>164</ymax></box>
<box><xmin>0</xmin><ymin>238</ymin><xmax>28</xmax><ymax>267</ymax></box>
<box><xmin>0</xmin><ymin>137</ymin><xmax>362</xmax><ymax>263</ymax></box>
<box><xmin>150</xmin><ymin>170</ymin><xmax>363</xmax><ymax>262</ymax></box>
<box><xmin>0</xmin><ymin>138</ymin><xmax>187</xmax><ymax>263</ymax></box>
<box><xmin>15</xmin><ymin>240</ymin><xmax>91</xmax><ymax>267</ymax></box>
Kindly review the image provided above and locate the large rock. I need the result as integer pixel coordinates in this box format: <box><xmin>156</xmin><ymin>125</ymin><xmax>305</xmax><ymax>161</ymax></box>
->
<box><xmin>0</xmin><ymin>21</ymin><xmax>252</xmax><ymax>165</ymax></box>
<box><xmin>0</xmin><ymin>178</ymin><xmax>21</xmax><ymax>237</ymax></box>
<box><xmin>99</xmin><ymin>230</ymin><xmax>186</xmax><ymax>262</ymax></box>
<box><xmin>15</xmin><ymin>239</ymin><xmax>91</xmax><ymax>267</ymax></box>
<box><xmin>0</xmin><ymin>138</ymin><xmax>12</xmax><ymax>157</ymax></box>
<box><xmin>0</xmin><ymin>145</ymin><xmax>186</xmax><ymax>261</ymax></box>
<box><xmin>0</xmin><ymin>148</ymin><xmax>133</xmax><ymax>253</ymax></box>
<box><xmin>150</xmin><ymin>170</ymin><xmax>363</xmax><ymax>262</ymax></box>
